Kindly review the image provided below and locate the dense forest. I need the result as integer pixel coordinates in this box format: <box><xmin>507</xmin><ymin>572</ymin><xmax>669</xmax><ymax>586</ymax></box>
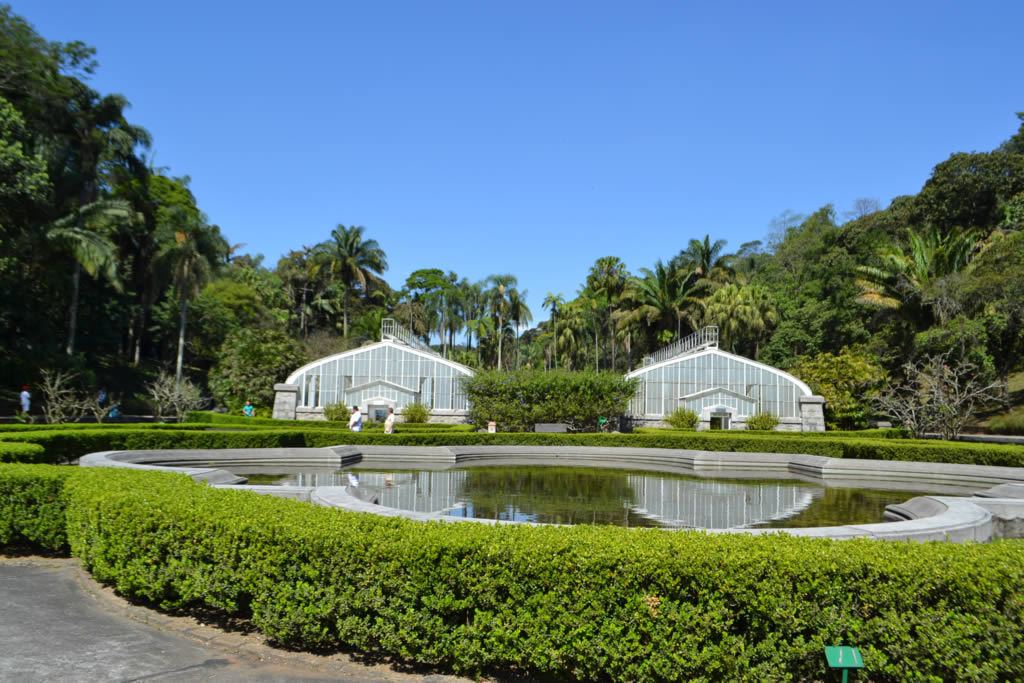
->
<box><xmin>2</xmin><ymin>5</ymin><xmax>1023</xmax><ymax>427</ymax></box>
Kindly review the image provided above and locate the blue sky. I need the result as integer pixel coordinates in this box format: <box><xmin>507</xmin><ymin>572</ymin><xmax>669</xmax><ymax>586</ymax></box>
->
<box><xmin>21</xmin><ymin>0</ymin><xmax>1024</xmax><ymax>327</ymax></box>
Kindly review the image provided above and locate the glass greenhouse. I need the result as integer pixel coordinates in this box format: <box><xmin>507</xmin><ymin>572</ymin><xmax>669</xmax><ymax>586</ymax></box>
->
<box><xmin>625</xmin><ymin>327</ymin><xmax>824</xmax><ymax>431</ymax></box>
<box><xmin>273</xmin><ymin>320</ymin><xmax>473</xmax><ymax>422</ymax></box>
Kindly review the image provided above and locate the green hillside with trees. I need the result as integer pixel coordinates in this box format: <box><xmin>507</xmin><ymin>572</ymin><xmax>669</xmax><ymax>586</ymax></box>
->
<box><xmin>2</xmin><ymin>5</ymin><xmax>1022</xmax><ymax>431</ymax></box>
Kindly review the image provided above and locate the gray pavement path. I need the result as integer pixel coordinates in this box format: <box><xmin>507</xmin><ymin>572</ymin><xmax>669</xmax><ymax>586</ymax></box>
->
<box><xmin>0</xmin><ymin>556</ymin><xmax>471</xmax><ymax>683</ymax></box>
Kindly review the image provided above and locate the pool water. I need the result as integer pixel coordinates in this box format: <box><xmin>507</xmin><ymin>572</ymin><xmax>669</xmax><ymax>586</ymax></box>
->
<box><xmin>241</xmin><ymin>465</ymin><xmax>946</xmax><ymax>529</ymax></box>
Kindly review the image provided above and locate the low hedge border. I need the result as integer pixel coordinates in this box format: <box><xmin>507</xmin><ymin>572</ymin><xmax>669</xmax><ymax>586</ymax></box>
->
<box><xmin>0</xmin><ymin>463</ymin><xmax>73</xmax><ymax>552</ymax></box>
<box><xmin>2</xmin><ymin>428</ymin><xmax>1023</xmax><ymax>467</ymax></box>
<box><xmin>184</xmin><ymin>411</ymin><xmax>476</xmax><ymax>432</ymax></box>
<box><xmin>3</xmin><ymin>463</ymin><xmax>1020</xmax><ymax>681</ymax></box>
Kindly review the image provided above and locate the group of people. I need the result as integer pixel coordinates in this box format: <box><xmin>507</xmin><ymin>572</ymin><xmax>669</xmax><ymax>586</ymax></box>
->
<box><xmin>347</xmin><ymin>405</ymin><xmax>396</xmax><ymax>433</ymax></box>
<box><xmin>238</xmin><ymin>401</ymin><xmax>396</xmax><ymax>433</ymax></box>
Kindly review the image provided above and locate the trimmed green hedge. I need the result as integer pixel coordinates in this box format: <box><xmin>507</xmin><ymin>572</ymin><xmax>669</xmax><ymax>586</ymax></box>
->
<box><xmin>0</xmin><ymin>465</ymin><xmax>1007</xmax><ymax>680</ymax></box>
<box><xmin>3</xmin><ymin>426</ymin><xmax>1023</xmax><ymax>467</ymax></box>
<box><xmin>0</xmin><ymin>464</ymin><xmax>73</xmax><ymax>552</ymax></box>
<box><xmin>183</xmin><ymin>411</ymin><xmax>476</xmax><ymax>432</ymax></box>
<box><xmin>0</xmin><ymin>441</ymin><xmax>47</xmax><ymax>463</ymax></box>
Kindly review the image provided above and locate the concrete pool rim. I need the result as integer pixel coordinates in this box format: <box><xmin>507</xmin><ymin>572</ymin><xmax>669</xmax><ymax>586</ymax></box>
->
<box><xmin>78</xmin><ymin>445</ymin><xmax>1024</xmax><ymax>542</ymax></box>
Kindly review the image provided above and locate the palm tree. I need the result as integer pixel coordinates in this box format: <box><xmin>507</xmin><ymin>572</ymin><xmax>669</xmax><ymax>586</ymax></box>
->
<box><xmin>704</xmin><ymin>284</ymin><xmax>779</xmax><ymax>357</ymax></box>
<box><xmin>459</xmin><ymin>279</ymin><xmax>486</xmax><ymax>352</ymax></box>
<box><xmin>56</xmin><ymin>81</ymin><xmax>150</xmax><ymax>354</ymax></box>
<box><xmin>617</xmin><ymin>260</ymin><xmax>702</xmax><ymax>347</ymax></box>
<box><xmin>542</xmin><ymin>292</ymin><xmax>565</xmax><ymax>369</ymax></box>
<box><xmin>855</xmin><ymin>226</ymin><xmax>979</xmax><ymax>327</ymax></box>
<box><xmin>745</xmin><ymin>284</ymin><xmax>779</xmax><ymax>359</ymax></box>
<box><xmin>46</xmin><ymin>200</ymin><xmax>131</xmax><ymax>355</ymax></box>
<box><xmin>672</xmin><ymin>235</ymin><xmax>734</xmax><ymax>291</ymax></box>
<box><xmin>488</xmin><ymin>274</ymin><xmax>517</xmax><ymax>369</ymax></box>
<box><xmin>587</xmin><ymin>256</ymin><xmax>627</xmax><ymax>370</ymax></box>
<box><xmin>311</xmin><ymin>225</ymin><xmax>388</xmax><ymax>338</ymax></box>
<box><xmin>156</xmin><ymin>208</ymin><xmax>227</xmax><ymax>382</ymax></box>
<box><xmin>507</xmin><ymin>288</ymin><xmax>532</xmax><ymax>369</ymax></box>
<box><xmin>704</xmin><ymin>284</ymin><xmax>752</xmax><ymax>353</ymax></box>
<box><xmin>465</xmin><ymin>316</ymin><xmax>495</xmax><ymax>365</ymax></box>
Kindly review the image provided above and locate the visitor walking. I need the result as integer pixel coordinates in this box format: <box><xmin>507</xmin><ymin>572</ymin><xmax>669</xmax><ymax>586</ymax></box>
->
<box><xmin>384</xmin><ymin>407</ymin><xmax>396</xmax><ymax>434</ymax></box>
<box><xmin>348</xmin><ymin>405</ymin><xmax>362</xmax><ymax>432</ymax></box>
<box><xmin>19</xmin><ymin>385</ymin><xmax>30</xmax><ymax>417</ymax></box>
<box><xmin>242</xmin><ymin>400</ymin><xmax>255</xmax><ymax>417</ymax></box>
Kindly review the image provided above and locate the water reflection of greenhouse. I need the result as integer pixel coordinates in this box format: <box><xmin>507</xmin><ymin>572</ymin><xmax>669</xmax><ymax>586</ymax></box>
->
<box><xmin>281</xmin><ymin>468</ymin><xmax>821</xmax><ymax>529</ymax></box>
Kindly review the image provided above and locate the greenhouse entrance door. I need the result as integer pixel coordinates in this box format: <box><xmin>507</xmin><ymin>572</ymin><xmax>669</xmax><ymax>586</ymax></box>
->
<box><xmin>710</xmin><ymin>411</ymin><xmax>731</xmax><ymax>430</ymax></box>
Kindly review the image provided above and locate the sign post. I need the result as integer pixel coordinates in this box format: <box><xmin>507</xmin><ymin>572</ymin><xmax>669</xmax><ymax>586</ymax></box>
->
<box><xmin>825</xmin><ymin>646</ymin><xmax>864</xmax><ymax>682</ymax></box>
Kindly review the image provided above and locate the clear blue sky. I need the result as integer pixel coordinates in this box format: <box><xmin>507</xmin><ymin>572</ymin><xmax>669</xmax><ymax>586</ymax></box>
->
<box><xmin>21</xmin><ymin>0</ymin><xmax>1024</xmax><ymax>327</ymax></box>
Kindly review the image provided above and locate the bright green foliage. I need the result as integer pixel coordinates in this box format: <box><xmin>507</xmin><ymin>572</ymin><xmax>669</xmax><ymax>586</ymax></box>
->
<box><xmin>462</xmin><ymin>369</ymin><xmax>637</xmax><ymax>432</ymax></box>
<box><xmin>0</xmin><ymin>463</ymin><xmax>72</xmax><ymax>551</ymax></box>
<box><xmin>745</xmin><ymin>412</ymin><xmax>780</xmax><ymax>431</ymax></box>
<box><xmin>322</xmin><ymin>403</ymin><xmax>349</xmax><ymax>422</ymax></box>
<box><xmin>792</xmin><ymin>347</ymin><xmax>888</xmax><ymax>429</ymax></box>
<box><xmin>0</xmin><ymin>464</ymin><xmax>1014</xmax><ymax>680</ymax></box>
<box><xmin>401</xmin><ymin>401</ymin><xmax>430</xmax><ymax>423</ymax></box>
<box><xmin>0</xmin><ymin>95</ymin><xmax>48</xmax><ymax>229</ymax></box>
<box><xmin>664</xmin><ymin>406</ymin><xmax>698</xmax><ymax>429</ymax></box>
<box><xmin>209</xmin><ymin>328</ymin><xmax>308</xmax><ymax>411</ymax></box>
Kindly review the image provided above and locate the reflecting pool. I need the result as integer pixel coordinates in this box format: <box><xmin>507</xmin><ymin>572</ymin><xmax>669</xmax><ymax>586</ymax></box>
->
<box><xmin>240</xmin><ymin>465</ymin><xmax>947</xmax><ymax>529</ymax></box>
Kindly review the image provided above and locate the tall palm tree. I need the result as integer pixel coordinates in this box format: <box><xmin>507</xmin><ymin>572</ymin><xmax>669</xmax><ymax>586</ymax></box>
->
<box><xmin>311</xmin><ymin>225</ymin><xmax>388</xmax><ymax>338</ymax></box>
<box><xmin>488</xmin><ymin>274</ymin><xmax>517</xmax><ymax>369</ymax></box>
<box><xmin>855</xmin><ymin>226</ymin><xmax>979</xmax><ymax>327</ymax></box>
<box><xmin>672</xmin><ymin>235</ymin><xmax>735</xmax><ymax>292</ymax></box>
<box><xmin>704</xmin><ymin>284</ymin><xmax>779</xmax><ymax>357</ymax></box>
<box><xmin>459</xmin><ymin>279</ymin><xmax>486</xmax><ymax>352</ymax></box>
<box><xmin>156</xmin><ymin>208</ymin><xmax>227</xmax><ymax>382</ymax></box>
<box><xmin>587</xmin><ymin>256</ymin><xmax>628</xmax><ymax>370</ymax></box>
<box><xmin>465</xmin><ymin>315</ymin><xmax>495</xmax><ymax>365</ymax></box>
<box><xmin>542</xmin><ymin>292</ymin><xmax>565</xmax><ymax>369</ymax></box>
<box><xmin>507</xmin><ymin>288</ymin><xmax>532</xmax><ymax>369</ymax></box>
<box><xmin>617</xmin><ymin>260</ymin><xmax>702</xmax><ymax>347</ymax></box>
<box><xmin>704</xmin><ymin>284</ymin><xmax>753</xmax><ymax>353</ymax></box>
<box><xmin>46</xmin><ymin>200</ymin><xmax>131</xmax><ymax>355</ymax></box>
<box><xmin>57</xmin><ymin>81</ymin><xmax>150</xmax><ymax>354</ymax></box>
<box><xmin>745</xmin><ymin>284</ymin><xmax>779</xmax><ymax>359</ymax></box>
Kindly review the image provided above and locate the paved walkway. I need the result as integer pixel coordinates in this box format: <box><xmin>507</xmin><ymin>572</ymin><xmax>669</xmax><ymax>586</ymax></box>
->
<box><xmin>0</xmin><ymin>556</ymin><xmax>471</xmax><ymax>683</ymax></box>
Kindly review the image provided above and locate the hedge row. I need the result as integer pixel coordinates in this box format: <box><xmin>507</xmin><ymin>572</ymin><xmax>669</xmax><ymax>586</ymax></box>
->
<box><xmin>183</xmin><ymin>411</ymin><xmax>476</xmax><ymax>432</ymax></box>
<box><xmin>635</xmin><ymin>427</ymin><xmax>912</xmax><ymax>439</ymax></box>
<box><xmin>2</xmin><ymin>427</ymin><xmax>1023</xmax><ymax>467</ymax></box>
<box><xmin>0</xmin><ymin>463</ymin><xmax>73</xmax><ymax>552</ymax></box>
<box><xmin>2</xmin><ymin>464</ymin><xmax>1019</xmax><ymax>680</ymax></box>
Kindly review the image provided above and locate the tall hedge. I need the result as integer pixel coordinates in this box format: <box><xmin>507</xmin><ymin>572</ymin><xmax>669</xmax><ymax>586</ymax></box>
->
<box><xmin>461</xmin><ymin>369</ymin><xmax>637</xmax><ymax>432</ymax></box>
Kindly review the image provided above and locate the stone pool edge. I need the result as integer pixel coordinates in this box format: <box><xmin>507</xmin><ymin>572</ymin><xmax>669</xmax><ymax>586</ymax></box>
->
<box><xmin>78</xmin><ymin>446</ymin><xmax>1024</xmax><ymax>543</ymax></box>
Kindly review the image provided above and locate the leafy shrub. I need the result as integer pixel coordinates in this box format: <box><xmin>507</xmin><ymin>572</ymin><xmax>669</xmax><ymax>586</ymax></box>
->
<box><xmin>0</xmin><ymin>464</ymin><xmax>73</xmax><ymax>552</ymax></box>
<box><xmin>209</xmin><ymin>328</ymin><xmax>308</xmax><ymax>411</ymax></box>
<box><xmin>322</xmin><ymin>403</ymin><xmax>349</xmax><ymax>422</ymax></box>
<box><xmin>462</xmin><ymin>369</ymin><xmax>637</xmax><ymax>432</ymax></box>
<box><xmin>402</xmin><ymin>401</ymin><xmax>430</xmax><ymax>423</ymax></box>
<box><xmin>746</xmin><ymin>412</ymin><xmax>781</xmax><ymax>431</ymax></box>
<box><xmin>664</xmin><ymin>406</ymin><xmax>699</xmax><ymax>429</ymax></box>
<box><xmin>791</xmin><ymin>347</ymin><xmax>887</xmax><ymax>430</ymax></box>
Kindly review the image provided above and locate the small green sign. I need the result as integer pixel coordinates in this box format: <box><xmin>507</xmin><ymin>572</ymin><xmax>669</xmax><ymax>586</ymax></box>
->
<box><xmin>825</xmin><ymin>646</ymin><xmax>864</xmax><ymax>669</ymax></box>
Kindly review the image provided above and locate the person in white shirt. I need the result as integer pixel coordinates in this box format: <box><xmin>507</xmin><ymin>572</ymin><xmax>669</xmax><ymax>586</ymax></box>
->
<box><xmin>384</xmin><ymin>408</ymin><xmax>396</xmax><ymax>434</ymax></box>
<box><xmin>19</xmin><ymin>385</ymin><xmax>30</xmax><ymax>416</ymax></box>
<box><xmin>347</xmin><ymin>405</ymin><xmax>362</xmax><ymax>432</ymax></box>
